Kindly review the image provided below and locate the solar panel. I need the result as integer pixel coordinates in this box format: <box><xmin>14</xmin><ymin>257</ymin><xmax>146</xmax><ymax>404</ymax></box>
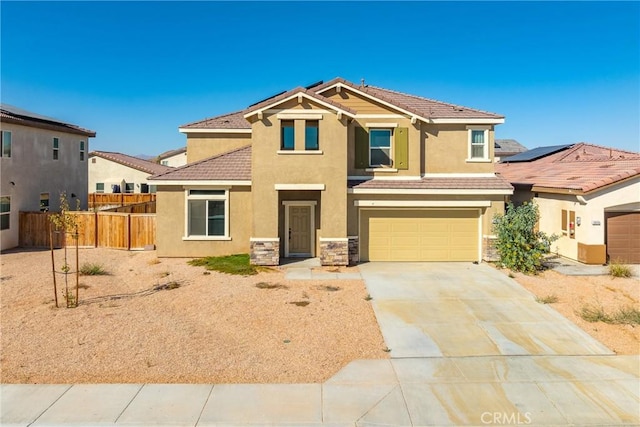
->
<box><xmin>501</xmin><ymin>144</ymin><xmax>573</xmax><ymax>162</ymax></box>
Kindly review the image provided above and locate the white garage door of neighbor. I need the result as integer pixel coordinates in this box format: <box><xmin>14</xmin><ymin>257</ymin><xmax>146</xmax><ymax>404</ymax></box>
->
<box><xmin>361</xmin><ymin>209</ymin><xmax>479</xmax><ymax>262</ymax></box>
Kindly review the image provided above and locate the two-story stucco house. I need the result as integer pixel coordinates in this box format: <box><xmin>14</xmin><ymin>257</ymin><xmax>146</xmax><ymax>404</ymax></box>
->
<box><xmin>89</xmin><ymin>151</ymin><xmax>173</xmax><ymax>194</ymax></box>
<box><xmin>150</xmin><ymin>78</ymin><xmax>513</xmax><ymax>265</ymax></box>
<box><xmin>156</xmin><ymin>147</ymin><xmax>187</xmax><ymax>167</ymax></box>
<box><xmin>0</xmin><ymin>104</ymin><xmax>96</xmax><ymax>250</ymax></box>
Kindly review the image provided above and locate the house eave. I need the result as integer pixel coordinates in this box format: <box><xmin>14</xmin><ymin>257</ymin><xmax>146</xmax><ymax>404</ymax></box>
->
<box><xmin>150</xmin><ymin>180</ymin><xmax>252</xmax><ymax>186</ymax></box>
<box><xmin>178</xmin><ymin>128</ymin><xmax>252</xmax><ymax>134</ymax></box>
<box><xmin>348</xmin><ymin>188</ymin><xmax>513</xmax><ymax>195</ymax></box>
<box><xmin>243</xmin><ymin>91</ymin><xmax>356</xmax><ymax>119</ymax></box>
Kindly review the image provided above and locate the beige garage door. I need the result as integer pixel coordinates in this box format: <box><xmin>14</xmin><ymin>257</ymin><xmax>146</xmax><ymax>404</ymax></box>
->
<box><xmin>361</xmin><ymin>209</ymin><xmax>479</xmax><ymax>262</ymax></box>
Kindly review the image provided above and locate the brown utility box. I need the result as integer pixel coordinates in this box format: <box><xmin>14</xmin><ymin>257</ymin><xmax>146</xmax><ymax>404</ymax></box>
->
<box><xmin>577</xmin><ymin>243</ymin><xmax>607</xmax><ymax>265</ymax></box>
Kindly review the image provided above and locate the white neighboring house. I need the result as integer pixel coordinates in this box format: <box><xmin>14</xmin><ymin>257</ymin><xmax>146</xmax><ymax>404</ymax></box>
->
<box><xmin>156</xmin><ymin>147</ymin><xmax>187</xmax><ymax>167</ymax></box>
<box><xmin>0</xmin><ymin>104</ymin><xmax>96</xmax><ymax>250</ymax></box>
<box><xmin>89</xmin><ymin>151</ymin><xmax>173</xmax><ymax>194</ymax></box>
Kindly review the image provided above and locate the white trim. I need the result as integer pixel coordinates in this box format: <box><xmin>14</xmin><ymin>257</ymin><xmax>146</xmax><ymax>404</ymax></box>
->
<box><xmin>276</xmin><ymin>113</ymin><xmax>323</xmax><ymax>120</ymax></box>
<box><xmin>354</xmin><ymin>200</ymin><xmax>491</xmax><ymax>208</ymax></box>
<box><xmin>178</xmin><ymin>128</ymin><xmax>252</xmax><ymax>134</ymax></box>
<box><xmin>266</xmin><ymin>108</ymin><xmax>331</xmax><ymax>114</ymax></box>
<box><xmin>467</xmin><ymin>127</ymin><xmax>490</xmax><ymax>161</ymax></box>
<box><xmin>477</xmin><ymin>208</ymin><xmax>483</xmax><ymax>263</ymax></box>
<box><xmin>347</xmin><ymin>236</ymin><xmax>358</xmax><ymax>239</ymax></box>
<box><xmin>275</xmin><ymin>184</ymin><xmax>325</xmax><ymax>191</ymax></box>
<box><xmin>366</xmin><ymin>175</ymin><xmax>422</xmax><ymax>181</ymax></box>
<box><xmin>356</xmin><ymin>114</ymin><xmax>405</xmax><ymax>119</ymax></box>
<box><xmin>319</xmin><ymin>237</ymin><xmax>349</xmax><ymax>242</ymax></box>
<box><xmin>244</xmin><ymin>92</ymin><xmax>356</xmax><ymax>119</ymax></box>
<box><xmin>422</xmin><ymin>173</ymin><xmax>497</xmax><ymax>178</ymax></box>
<box><xmin>184</xmin><ymin>188</ymin><xmax>230</xmax><ymax>239</ymax></box>
<box><xmin>431</xmin><ymin>118</ymin><xmax>504</xmax><ymax>124</ymax></box>
<box><xmin>250</xmin><ymin>237</ymin><xmax>280</xmax><ymax>242</ymax></box>
<box><xmin>365</xmin><ymin>168</ymin><xmax>398</xmax><ymax>173</ymax></box>
<box><xmin>151</xmin><ymin>180</ymin><xmax>251</xmax><ymax>186</ymax></box>
<box><xmin>349</xmin><ymin>188</ymin><xmax>513</xmax><ymax>195</ymax></box>
<box><xmin>465</xmin><ymin>159</ymin><xmax>492</xmax><ymax>163</ymax></box>
<box><xmin>365</xmin><ymin>122</ymin><xmax>398</xmax><ymax>128</ymax></box>
<box><xmin>182</xmin><ymin>236</ymin><xmax>232</xmax><ymax>241</ymax></box>
<box><xmin>277</xmin><ymin>150</ymin><xmax>323</xmax><ymax>155</ymax></box>
<box><xmin>284</xmin><ymin>201</ymin><xmax>316</xmax><ymax>257</ymax></box>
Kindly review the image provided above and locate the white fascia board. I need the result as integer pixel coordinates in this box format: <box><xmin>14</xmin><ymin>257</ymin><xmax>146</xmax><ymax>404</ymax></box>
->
<box><xmin>151</xmin><ymin>180</ymin><xmax>251</xmax><ymax>186</ymax></box>
<box><xmin>354</xmin><ymin>200</ymin><xmax>492</xmax><ymax>208</ymax></box>
<box><xmin>348</xmin><ymin>188</ymin><xmax>513</xmax><ymax>195</ymax></box>
<box><xmin>429</xmin><ymin>118</ymin><xmax>505</xmax><ymax>124</ymax></box>
<box><xmin>178</xmin><ymin>128</ymin><xmax>252</xmax><ymax>134</ymax></box>
<box><xmin>275</xmin><ymin>183</ymin><xmax>325</xmax><ymax>190</ymax></box>
<box><xmin>276</xmin><ymin>113</ymin><xmax>324</xmax><ymax>120</ymax></box>
<box><xmin>244</xmin><ymin>92</ymin><xmax>356</xmax><ymax>119</ymax></box>
<box><xmin>422</xmin><ymin>173</ymin><xmax>498</xmax><ymax>178</ymax></box>
<box><xmin>365</xmin><ymin>122</ymin><xmax>398</xmax><ymax>128</ymax></box>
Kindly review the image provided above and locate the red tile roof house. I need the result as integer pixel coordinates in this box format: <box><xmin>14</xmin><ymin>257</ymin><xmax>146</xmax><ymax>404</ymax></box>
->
<box><xmin>496</xmin><ymin>143</ymin><xmax>640</xmax><ymax>264</ymax></box>
<box><xmin>150</xmin><ymin>77</ymin><xmax>513</xmax><ymax>265</ymax></box>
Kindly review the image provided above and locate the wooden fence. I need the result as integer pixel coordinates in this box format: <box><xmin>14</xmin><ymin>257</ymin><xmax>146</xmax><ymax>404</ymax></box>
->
<box><xmin>19</xmin><ymin>211</ymin><xmax>155</xmax><ymax>250</ymax></box>
<box><xmin>103</xmin><ymin>201</ymin><xmax>156</xmax><ymax>213</ymax></box>
<box><xmin>88</xmin><ymin>193</ymin><xmax>156</xmax><ymax>211</ymax></box>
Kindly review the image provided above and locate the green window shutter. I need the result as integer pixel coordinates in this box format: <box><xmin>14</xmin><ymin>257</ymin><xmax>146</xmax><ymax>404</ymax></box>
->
<box><xmin>354</xmin><ymin>127</ymin><xmax>369</xmax><ymax>169</ymax></box>
<box><xmin>394</xmin><ymin>127</ymin><xmax>408</xmax><ymax>170</ymax></box>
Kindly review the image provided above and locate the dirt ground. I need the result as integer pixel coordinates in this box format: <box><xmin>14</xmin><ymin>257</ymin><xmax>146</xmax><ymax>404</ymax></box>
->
<box><xmin>503</xmin><ymin>268</ymin><xmax>639</xmax><ymax>355</ymax></box>
<box><xmin>0</xmin><ymin>248</ymin><xmax>387</xmax><ymax>384</ymax></box>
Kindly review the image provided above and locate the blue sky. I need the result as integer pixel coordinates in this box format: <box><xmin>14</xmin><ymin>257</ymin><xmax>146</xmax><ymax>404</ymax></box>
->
<box><xmin>1</xmin><ymin>1</ymin><xmax>639</xmax><ymax>155</ymax></box>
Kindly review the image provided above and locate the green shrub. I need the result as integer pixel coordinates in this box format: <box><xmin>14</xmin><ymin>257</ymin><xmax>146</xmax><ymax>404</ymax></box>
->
<box><xmin>493</xmin><ymin>202</ymin><xmax>558</xmax><ymax>274</ymax></box>
<box><xmin>608</xmin><ymin>261</ymin><xmax>633</xmax><ymax>278</ymax></box>
<box><xmin>80</xmin><ymin>263</ymin><xmax>108</xmax><ymax>276</ymax></box>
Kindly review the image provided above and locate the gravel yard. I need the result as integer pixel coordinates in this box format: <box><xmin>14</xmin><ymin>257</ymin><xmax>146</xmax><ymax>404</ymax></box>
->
<box><xmin>0</xmin><ymin>248</ymin><xmax>387</xmax><ymax>384</ymax></box>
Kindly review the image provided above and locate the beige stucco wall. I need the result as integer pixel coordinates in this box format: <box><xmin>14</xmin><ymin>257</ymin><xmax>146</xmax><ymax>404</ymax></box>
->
<box><xmin>160</xmin><ymin>151</ymin><xmax>187</xmax><ymax>167</ymax></box>
<box><xmin>422</xmin><ymin>124</ymin><xmax>495</xmax><ymax>174</ymax></box>
<box><xmin>249</xmin><ymin>100</ymin><xmax>348</xmax><ymax>243</ymax></box>
<box><xmin>155</xmin><ymin>185</ymin><xmax>252</xmax><ymax>257</ymax></box>
<box><xmin>186</xmin><ymin>133</ymin><xmax>251</xmax><ymax>163</ymax></box>
<box><xmin>1</xmin><ymin>123</ymin><xmax>90</xmax><ymax>250</ymax></box>
<box><xmin>531</xmin><ymin>177</ymin><xmax>640</xmax><ymax>261</ymax></box>
<box><xmin>89</xmin><ymin>156</ymin><xmax>157</xmax><ymax>193</ymax></box>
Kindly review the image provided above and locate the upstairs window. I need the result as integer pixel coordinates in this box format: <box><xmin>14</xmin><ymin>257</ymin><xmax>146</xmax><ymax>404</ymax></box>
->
<box><xmin>281</xmin><ymin>120</ymin><xmax>294</xmax><ymax>150</ymax></box>
<box><xmin>369</xmin><ymin>129</ymin><xmax>392</xmax><ymax>167</ymax></box>
<box><xmin>96</xmin><ymin>183</ymin><xmax>105</xmax><ymax>193</ymax></box>
<box><xmin>1</xmin><ymin>131</ymin><xmax>11</xmax><ymax>158</ymax></box>
<box><xmin>305</xmin><ymin>121</ymin><xmax>319</xmax><ymax>150</ymax></box>
<box><xmin>80</xmin><ymin>141</ymin><xmax>85</xmax><ymax>161</ymax></box>
<box><xmin>468</xmin><ymin>127</ymin><xmax>489</xmax><ymax>160</ymax></box>
<box><xmin>53</xmin><ymin>138</ymin><xmax>59</xmax><ymax>160</ymax></box>
<box><xmin>0</xmin><ymin>196</ymin><xmax>10</xmax><ymax>230</ymax></box>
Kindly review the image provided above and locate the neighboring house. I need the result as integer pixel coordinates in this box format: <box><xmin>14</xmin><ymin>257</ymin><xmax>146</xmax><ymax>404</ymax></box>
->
<box><xmin>494</xmin><ymin>139</ymin><xmax>527</xmax><ymax>161</ymax></box>
<box><xmin>0</xmin><ymin>104</ymin><xmax>96</xmax><ymax>250</ymax></box>
<box><xmin>496</xmin><ymin>143</ymin><xmax>640</xmax><ymax>264</ymax></box>
<box><xmin>157</xmin><ymin>147</ymin><xmax>187</xmax><ymax>167</ymax></box>
<box><xmin>89</xmin><ymin>151</ymin><xmax>173</xmax><ymax>194</ymax></box>
<box><xmin>150</xmin><ymin>77</ymin><xmax>513</xmax><ymax>265</ymax></box>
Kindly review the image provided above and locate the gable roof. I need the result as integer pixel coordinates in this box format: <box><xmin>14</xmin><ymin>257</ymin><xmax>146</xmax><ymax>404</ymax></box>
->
<box><xmin>157</xmin><ymin>146</ymin><xmax>186</xmax><ymax>160</ymax></box>
<box><xmin>243</xmin><ymin>86</ymin><xmax>357</xmax><ymax>119</ymax></box>
<box><xmin>1</xmin><ymin>103</ymin><xmax>96</xmax><ymax>137</ymax></box>
<box><xmin>149</xmin><ymin>145</ymin><xmax>252</xmax><ymax>183</ymax></box>
<box><xmin>495</xmin><ymin>143</ymin><xmax>640</xmax><ymax>194</ymax></box>
<box><xmin>494</xmin><ymin>139</ymin><xmax>527</xmax><ymax>156</ymax></box>
<box><xmin>90</xmin><ymin>151</ymin><xmax>173</xmax><ymax>175</ymax></box>
<box><xmin>179</xmin><ymin>110</ymin><xmax>251</xmax><ymax>131</ymax></box>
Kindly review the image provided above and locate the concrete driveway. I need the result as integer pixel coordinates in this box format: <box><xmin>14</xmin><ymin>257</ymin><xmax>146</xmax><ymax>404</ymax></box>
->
<box><xmin>359</xmin><ymin>262</ymin><xmax>613</xmax><ymax>358</ymax></box>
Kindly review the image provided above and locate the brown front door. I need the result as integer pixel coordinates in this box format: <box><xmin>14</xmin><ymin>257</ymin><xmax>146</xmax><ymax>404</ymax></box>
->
<box><xmin>289</xmin><ymin>206</ymin><xmax>311</xmax><ymax>256</ymax></box>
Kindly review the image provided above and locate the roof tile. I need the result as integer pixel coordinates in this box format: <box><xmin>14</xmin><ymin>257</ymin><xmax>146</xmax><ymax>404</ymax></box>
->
<box><xmin>90</xmin><ymin>151</ymin><xmax>173</xmax><ymax>175</ymax></box>
<box><xmin>150</xmin><ymin>145</ymin><xmax>251</xmax><ymax>181</ymax></box>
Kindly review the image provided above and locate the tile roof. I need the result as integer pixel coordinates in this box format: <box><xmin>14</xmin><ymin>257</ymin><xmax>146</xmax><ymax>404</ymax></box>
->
<box><xmin>348</xmin><ymin>176</ymin><xmax>513</xmax><ymax>191</ymax></box>
<box><xmin>494</xmin><ymin>139</ymin><xmax>527</xmax><ymax>156</ymax></box>
<box><xmin>157</xmin><ymin>146</ymin><xmax>186</xmax><ymax>160</ymax></box>
<box><xmin>314</xmin><ymin>77</ymin><xmax>504</xmax><ymax>120</ymax></box>
<box><xmin>90</xmin><ymin>151</ymin><xmax>173</xmax><ymax>175</ymax></box>
<box><xmin>180</xmin><ymin>110</ymin><xmax>250</xmax><ymax>130</ymax></box>
<box><xmin>150</xmin><ymin>145</ymin><xmax>252</xmax><ymax>181</ymax></box>
<box><xmin>1</xmin><ymin>103</ymin><xmax>96</xmax><ymax>137</ymax></box>
<box><xmin>495</xmin><ymin>143</ymin><xmax>640</xmax><ymax>193</ymax></box>
<box><xmin>243</xmin><ymin>86</ymin><xmax>357</xmax><ymax>116</ymax></box>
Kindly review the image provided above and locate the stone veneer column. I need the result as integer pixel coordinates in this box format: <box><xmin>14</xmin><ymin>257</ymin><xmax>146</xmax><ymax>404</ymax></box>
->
<box><xmin>319</xmin><ymin>238</ymin><xmax>349</xmax><ymax>266</ymax></box>
<box><xmin>249</xmin><ymin>238</ymin><xmax>280</xmax><ymax>266</ymax></box>
<box><xmin>347</xmin><ymin>236</ymin><xmax>359</xmax><ymax>265</ymax></box>
<box><xmin>482</xmin><ymin>235</ymin><xmax>499</xmax><ymax>262</ymax></box>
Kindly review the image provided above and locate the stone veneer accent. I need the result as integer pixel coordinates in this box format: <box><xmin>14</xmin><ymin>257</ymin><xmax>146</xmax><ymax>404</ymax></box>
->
<box><xmin>250</xmin><ymin>239</ymin><xmax>280</xmax><ymax>266</ymax></box>
<box><xmin>482</xmin><ymin>236</ymin><xmax>499</xmax><ymax>262</ymax></box>
<box><xmin>319</xmin><ymin>239</ymin><xmax>349</xmax><ymax>266</ymax></box>
<box><xmin>348</xmin><ymin>236</ymin><xmax>359</xmax><ymax>265</ymax></box>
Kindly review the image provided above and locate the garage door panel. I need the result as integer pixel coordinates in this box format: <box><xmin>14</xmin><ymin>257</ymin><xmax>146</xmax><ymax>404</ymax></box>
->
<box><xmin>606</xmin><ymin>212</ymin><xmax>640</xmax><ymax>264</ymax></box>
<box><xmin>362</xmin><ymin>209</ymin><xmax>479</xmax><ymax>262</ymax></box>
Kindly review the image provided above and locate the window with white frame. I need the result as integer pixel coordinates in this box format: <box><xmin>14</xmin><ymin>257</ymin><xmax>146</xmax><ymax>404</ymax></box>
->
<box><xmin>369</xmin><ymin>129</ymin><xmax>392</xmax><ymax>166</ymax></box>
<box><xmin>0</xmin><ymin>196</ymin><xmax>10</xmax><ymax>230</ymax></box>
<box><xmin>53</xmin><ymin>138</ymin><xmax>59</xmax><ymax>160</ymax></box>
<box><xmin>1</xmin><ymin>131</ymin><xmax>11</xmax><ymax>158</ymax></box>
<box><xmin>468</xmin><ymin>127</ymin><xmax>489</xmax><ymax>160</ymax></box>
<box><xmin>96</xmin><ymin>183</ymin><xmax>105</xmax><ymax>193</ymax></box>
<box><xmin>186</xmin><ymin>189</ymin><xmax>228</xmax><ymax>238</ymax></box>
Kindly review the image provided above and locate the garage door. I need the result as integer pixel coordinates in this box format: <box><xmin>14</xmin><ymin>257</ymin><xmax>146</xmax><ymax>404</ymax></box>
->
<box><xmin>361</xmin><ymin>209</ymin><xmax>479</xmax><ymax>262</ymax></box>
<box><xmin>606</xmin><ymin>212</ymin><xmax>640</xmax><ymax>264</ymax></box>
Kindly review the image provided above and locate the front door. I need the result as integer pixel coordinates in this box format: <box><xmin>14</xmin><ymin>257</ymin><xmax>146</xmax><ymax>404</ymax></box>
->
<box><xmin>289</xmin><ymin>205</ymin><xmax>311</xmax><ymax>256</ymax></box>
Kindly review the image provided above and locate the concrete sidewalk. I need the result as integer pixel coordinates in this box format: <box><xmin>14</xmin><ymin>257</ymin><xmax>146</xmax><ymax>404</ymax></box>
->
<box><xmin>3</xmin><ymin>356</ymin><xmax>639</xmax><ymax>426</ymax></box>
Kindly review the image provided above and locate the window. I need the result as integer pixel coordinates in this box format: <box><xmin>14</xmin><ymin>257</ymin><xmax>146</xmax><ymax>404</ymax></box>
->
<box><xmin>40</xmin><ymin>193</ymin><xmax>50</xmax><ymax>212</ymax></box>
<box><xmin>125</xmin><ymin>183</ymin><xmax>134</xmax><ymax>193</ymax></box>
<box><xmin>96</xmin><ymin>183</ymin><xmax>105</xmax><ymax>193</ymax></box>
<box><xmin>53</xmin><ymin>138</ymin><xmax>59</xmax><ymax>160</ymax></box>
<box><xmin>0</xmin><ymin>196</ymin><xmax>9</xmax><ymax>230</ymax></box>
<box><xmin>468</xmin><ymin>127</ymin><xmax>489</xmax><ymax>160</ymax></box>
<box><xmin>281</xmin><ymin>120</ymin><xmax>294</xmax><ymax>150</ymax></box>
<box><xmin>561</xmin><ymin>209</ymin><xmax>576</xmax><ymax>239</ymax></box>
<box><xmin>305</xmin><ymin>121</ymin><xmax>319</xmax><ymax>150</ymax></box>
<box><xmin>186</xmin><ymin>189</ymin><xmax>228</xmax><ymax>238</ymax></box>
<box><xmin>161</xmin><ymin>160</ymin><xmax>169</xmax><ymax>166</ymax></box>
<box><xmin>79</xmin><ymin>141</ymin><xmax>85</xmax><ymax>161</ymax></box>
<box><xmin>369</xmin><ymin>129</ymin><xmax>392</xmax><ymax>166</ymax></box>
<box><xmin>140</xmin><ymin>183</ymin><xmax>149</xmax><ymax>193</ymax></box>
<box><xmin>149</xmin><ymin>185</ymin><xmax>157</xmax><ymax>194</ymax></box>
<box><xmin>1</xmin><ymin>131</ymin><xmax>11</xmax><ymax>158</ymax></box>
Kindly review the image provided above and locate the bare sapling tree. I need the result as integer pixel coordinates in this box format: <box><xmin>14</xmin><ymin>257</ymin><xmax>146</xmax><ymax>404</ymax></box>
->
<box><xmin>49</xmin><ymin>192</ymin><xmax>81</xmax><ymax>308</ymax></box>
